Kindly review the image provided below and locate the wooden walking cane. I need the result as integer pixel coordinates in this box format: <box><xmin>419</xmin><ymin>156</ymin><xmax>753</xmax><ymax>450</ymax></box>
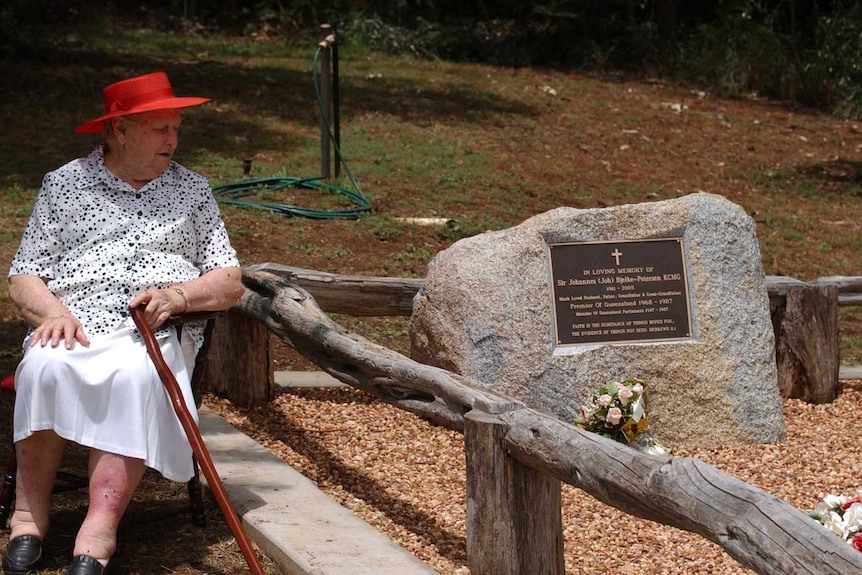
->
<box><xmin>130</xmin><ymin>306</ymin><xmax>266</xmax><ymax>575</ymax></box>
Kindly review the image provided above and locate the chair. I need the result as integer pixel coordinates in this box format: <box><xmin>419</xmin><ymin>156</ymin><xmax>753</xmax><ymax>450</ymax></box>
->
<box><xmin>0</xmin><ymin>311</ymin><xmax>222</xmax><ymax>530</ymax></box>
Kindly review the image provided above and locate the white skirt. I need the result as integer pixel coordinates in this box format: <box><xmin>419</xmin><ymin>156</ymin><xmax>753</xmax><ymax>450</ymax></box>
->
<box><xmin>13</xmin><ymin>325</ymin><xmax>198</xmax><ymax>482</ymax></box>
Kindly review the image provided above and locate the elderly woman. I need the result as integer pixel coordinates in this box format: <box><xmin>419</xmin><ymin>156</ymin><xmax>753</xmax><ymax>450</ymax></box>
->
<box><xmin>2</xmin><ymin>72</ymin><xmax>244</xmax><ymax>575</ymax></box>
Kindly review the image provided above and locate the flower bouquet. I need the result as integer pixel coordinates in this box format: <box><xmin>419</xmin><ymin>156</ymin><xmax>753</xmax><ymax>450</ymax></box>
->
<box><xmin>574</xmin><ymin>378</ymin><xmax>670</xmax><ymax>456</ymax></box>
<box><xmin>809</xmin><ymin>491</ymin><xmax>862</xmax><ymax>552</ymax></box>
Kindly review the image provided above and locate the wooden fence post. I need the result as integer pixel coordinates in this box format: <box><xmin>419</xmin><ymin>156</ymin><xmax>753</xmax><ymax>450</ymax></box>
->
<box><xmin>204</xmin><ymin>308</ymin><xmax>273</xmax><ymax>408</ymax></box>
<box><xmin>464</xmin><ymin>410</ymin><xmax>564</xmax><ymax>575</ymax></box>
<box><xmin>774</xmin><ymin>283</ymin><xmax>839</xmax><ymax>404</ymax></box>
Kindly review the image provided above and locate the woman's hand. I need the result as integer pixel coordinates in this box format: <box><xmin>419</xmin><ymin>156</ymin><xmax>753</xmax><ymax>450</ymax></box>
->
<box><xmin>31</xmin><ymin>313</ymin><xmax>89</xmax><ymax>349</ymax></box>
<box><xmin>8</xmin><ymin>274</ymin><xmax>90</xmax><ymax>349</ymax></box>
<box><xmin>128</xmin><ymin>287</ymin><xmax>187</xmax><ymax>329</ymax></box>
<box><xmin>128</xmin><ymin>268</ymin><xmax>242</xmax><ymax>329</ymax></box>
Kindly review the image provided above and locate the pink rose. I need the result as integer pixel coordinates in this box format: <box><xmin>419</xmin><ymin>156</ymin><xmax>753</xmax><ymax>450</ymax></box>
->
<box><xmin>598</xmin><ymin>394</ymin><xmax>613</xmax><ymax>406</ymax></box>
<box><xmin>618</xmin><ymin>386</ymin><xmax>633</xmax><ymax>405</ymax></box>
<box><xmin>606</xmin><ymin>407</ymin><xmax>623</xmax><ymax>425</ymax></box>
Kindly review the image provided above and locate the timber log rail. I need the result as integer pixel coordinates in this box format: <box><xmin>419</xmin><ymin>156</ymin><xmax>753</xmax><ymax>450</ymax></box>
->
<box><xmin>766</xmin><ymin>275</ymin><xmax>862</xmax><ymax>308</ymax></box>
<box><xmin>247</xmin><ymin>264</ymin><xmax>862</xmax><ymax>404</ymax></box>
<box><xmin>251</xmin><ymin>264</ymin><xmax>861</xmax><ymax>405</ymax></box>
<box><xmin>227</xmin><ymin>263</ymin><xmax>862</xmax><ymax>575</ymax></box>
<box><xmin>246</xmin><ymin>263</ymin><xmax>862</xmax><ymax>315</ymax></box>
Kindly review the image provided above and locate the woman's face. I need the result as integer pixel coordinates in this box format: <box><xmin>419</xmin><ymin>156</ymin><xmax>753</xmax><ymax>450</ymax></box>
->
<box><xmin>117</xmin><ymin>109</ymin><xmax>182</xmax><ymax>180</ymax></box>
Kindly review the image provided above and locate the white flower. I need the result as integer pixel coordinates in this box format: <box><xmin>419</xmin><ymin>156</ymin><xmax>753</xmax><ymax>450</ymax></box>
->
<box><xmin>824</xmin><ymin>494</ymin><xmax>847</xmax><ymax>510</ymax></box>
<box><xmin>844</xmin><ymin>503</ymin><xmax>862</xmax><ymax>537</ymax></box>
<box><xmin>811</xmin><ymin>493</ymin><xmax>862</xmax><ymax>544</ymax></box>
<box><xmin>823</xmin><ymin>510</ymin><xmax>848</xmax><ymax>538</ymax></box>
<box><xmin>814</xmin><ymin>501</ymin><xmax>835</xmax><ymax>518</ymax></box>
<box><xmin>645</xmin><ymin>440</ymin><xmax>671</xmax><ymax>456</ymax></box>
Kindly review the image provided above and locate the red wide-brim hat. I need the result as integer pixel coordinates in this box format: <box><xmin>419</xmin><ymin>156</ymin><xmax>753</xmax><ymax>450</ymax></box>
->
<box><xmin>75</xmin><ymin>71</ymin><xmax>210</xmax><ymax>134</ymax></box>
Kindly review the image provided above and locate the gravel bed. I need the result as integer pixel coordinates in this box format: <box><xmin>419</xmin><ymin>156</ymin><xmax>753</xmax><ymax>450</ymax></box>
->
<box><xmin>206</xmin><ymin>378</ymin><xmax>862</xmax><ymax>575</ymax></box>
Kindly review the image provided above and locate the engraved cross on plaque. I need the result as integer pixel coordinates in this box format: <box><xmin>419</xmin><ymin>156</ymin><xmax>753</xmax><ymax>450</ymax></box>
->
<box><xmin>611</xmin><ymin>248</ymin><xmax>622</xmax><ymax>265</ymax></box>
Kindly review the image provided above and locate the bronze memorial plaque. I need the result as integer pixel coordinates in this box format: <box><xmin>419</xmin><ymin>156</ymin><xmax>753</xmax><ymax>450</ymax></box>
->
<box><xmin>548</xmin><ymin>238</ymin><xmax>693</xmax><ymax>346</ymax></box>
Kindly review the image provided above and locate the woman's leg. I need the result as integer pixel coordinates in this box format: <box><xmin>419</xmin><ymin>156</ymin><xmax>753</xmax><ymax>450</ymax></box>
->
<box><xmin>9</xmin><ymin>430</ymin><xmax>66</xmax><ymax>539</ymax></box>
<box><xmin>72</xmin><ymin>449</ymin><xmax>146</xmax><ymax>560</ymax></box>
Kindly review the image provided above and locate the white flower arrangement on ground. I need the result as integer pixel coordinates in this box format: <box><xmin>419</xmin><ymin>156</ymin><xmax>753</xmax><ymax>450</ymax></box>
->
<box><xmin>810</xmin><ymin>491</ymin><xmax>862</xmax><ymax>552</ymax></box>
<box><xmin>574</xmin><ymin>377</ymin><xmax>670</xmax><ymax>456</ymax></box>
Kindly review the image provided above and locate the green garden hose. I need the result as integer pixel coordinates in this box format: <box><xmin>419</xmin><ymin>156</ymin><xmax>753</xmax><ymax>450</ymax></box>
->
<box><xmin>212</xmin><ymin>45</ymin><xmax>371</xmax><ymax>220</ymax></box>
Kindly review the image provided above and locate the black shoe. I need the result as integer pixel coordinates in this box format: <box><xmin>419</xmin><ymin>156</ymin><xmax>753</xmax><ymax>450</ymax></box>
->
<box><xmin>1</xmin><ymin>535</ymin><xmax>43</xmax><ymax>575</ymax></box>
<box><xmin>65</xmin><ymin>555</ymin><xmax>108</xmax><ymax>575</ymax></box>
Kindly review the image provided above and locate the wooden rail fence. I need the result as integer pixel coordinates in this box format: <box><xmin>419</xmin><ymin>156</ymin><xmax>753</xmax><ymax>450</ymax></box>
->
<box><xmin>205</xmin><ymin>264</ymin><xmax>862</xmax><ymax>575</ymax></box>
<box><xmin>229</xmin><ymin>264</ymin><xmax>862</xmax><ymax>405</ymax></box>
